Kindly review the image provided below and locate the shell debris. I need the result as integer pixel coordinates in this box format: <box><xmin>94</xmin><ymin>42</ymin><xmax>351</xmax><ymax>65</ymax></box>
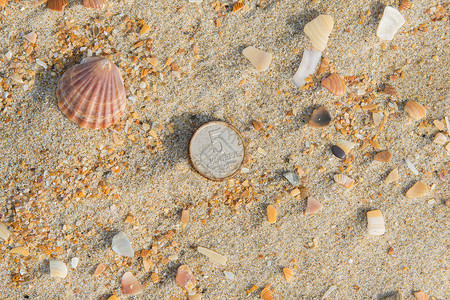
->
<box><xmin>23</xmin><ymin>32</ymin><xmax>37</xmax><ymax>44</ymax></box>
<box><xmin>0</xmin><ymin>222</ymin><xmax>11</xmax><ymax>241</ymax></box>
<box><xmin>333</xmin><ymin>174</ymin><xmax>354</xmax><ymax>189</ymax></box>
<box><xmin>82</xmin><ymin>0</ymin><xmax>103</xmax><ymax>8</ymax></box>
<box><xmin>321</xmin><ymin>73</ymin><xmax>346</xmax><ymax>96</ymax></box>
<box><xmin>374</xmin><ymin>151</ymin><xmax>392</xmax><ymax>162</ymax></box>
<box><xmin>305</xmin><ymin>197</ymin><xmax>323</xmax><ymax>214</ymax></box>
<box><xmin>260</xmin><ymin>284</ymin><xmax>274</xmax><ymax>300</ymax></box>
<box><xmin>404</xmin><ymin>101</ymin><xmax>427</xmax><ymax>121</ymax></box>
<box><xmin>197</xmin><ymin>246</ymin><xmax>228</xmax><ymax>265</ymax></box>
<box><xmin>267</xmin><ymin>205</ymin><xmax>277</xmax><ymax>224</ymax></box>
<box><xmin>399</xmin><ymin>0</ymin><xmax>411</xmax><ymax>10</ymax></box>
<box><xmin>283</xmin><ymin>267</ymin><xmax>294</xmax><ymax>282</ymax></box>
<box><xmin>335</xmin><ymin>139</ymin><xmax>356</xmax><ymax>155</ymax></box>
<box><xmin>414</xmin><ymin>291</ymin><xmax>428</xmax><ymax>300</ymax></box>
<box><xmin>406</xmin><ymin>181</ymin><xmax>427</xmax><ymax>198</ymax></box>
<box><xmin>292</xmin><ymin>49</ymin><xmax>322</xmax><ymax>88</ymax></box>
<box><xmin>181</xmin><ymin>209</ymin><xmax>189</xmax><ymax>225</ymax></box>
<box><xmin>233</xmin><ymin>1</ymin><xmax>244</xmax><ymax>12</ymax></box>
<box><xmin>0</xmin><ymin>0</ymin><xmax>7</xmax><ymax>8</ymax></box>
<box><xmin>49</xmin><ymin>260</ymin><xmax>68</xmax><ymax>278</ymax></box>
<box><xmin>433</xmin><ymin>133</ymin><xmax>447</xmax><ymax>145</ymax></box>
<box><xmin>376</xmin><ymin>6</ymin><xmax>405</xmax><ymax>40</ymax></box>
<box><xmin>304</xmin><ymin>15</ymin><xmax>334</xmax><ymax>51</ymax></box>
<box><xmin>367</xmin><ymin>210</ymin><xmax>385</xmax><ymax>235</ymax></box>
<box><xmin>385</xmin><ymin>168</ymin><xmax>399</xmax><ymax>184</ymax></box>
<box><xmin>242</xmin><ymin>46</ymin><xmax>273</xmax><ymax>72</ymax></box>
<box><xmin>47</xmin><ymin>0</ymin><xmax>67</xmax><ymax>12</ymax></box>
<box><xmin>111</xmin><ymin>231</ymin><xmax>134</xmax><ymax>257</ymax></box>
<box><xmin>93</xmin><ymin>263</ymin><xmax>106</xmax><ymax>276</ymax></box>
<box><xmin>10</xmin><ymin>246</ymin><xmax>29</xmax><ymax>256</ymax></box>
<box><xmin>122</xmin><ymin>272</ymin><xmax>143</xmax><ymax>296</ymax></box>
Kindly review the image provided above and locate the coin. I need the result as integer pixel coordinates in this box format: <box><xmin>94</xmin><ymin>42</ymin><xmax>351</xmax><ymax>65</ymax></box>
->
<box><xmin>189</xmin><ymin>121</ymin><xmax>245</xmax><ymax>181</ymax></box>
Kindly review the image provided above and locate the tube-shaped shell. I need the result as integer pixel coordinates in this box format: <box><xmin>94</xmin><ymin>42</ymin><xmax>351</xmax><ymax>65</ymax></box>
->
<box><xmin>321</xmin><ymin>73</ymin><xmax>346</xmax><ymax>96</ymax></box>
<box><xmin>56</xmin><ymin>57</ymin><xmax>126</xmax><ymax>129</ymax></box>
<box><xmin>82</xmin><ymin>0</ymin><xmax>103</xmax><ymax>8</ymax></box>
<box><xmin>47</xmin><ymin>0</ymin><xmax>67</xmax><ymax>12</ymax></box>
<box><xmin>304</xmin><ymin>15</ymin><xmax>334</xmax><ymax>51</ymax></box>
<box><xmin>292</xmin><ymin>49</ymin><xmax>322</xmax><ymax>88</ymax></box>
<box><xmin>176</xmin><ymin>265</ymin><xmax>196</xmax><ymax>291</ymax></box>
<box><xmin>242</xmin><ymin>46</ymin><xmax>272</xmax><ymax>72</ymax></box>
<box><xmin>367</xmin><ymin>210</ymin><xmax>385</xmax><ymax>235</ymax></box>
<box><xmin>376</xmin><ymin>6</ymin><xmax>405</xmax><ymax>40</ymax></box>
<box><xmin>50</xmin><ymin>260</ymin><xmax>68</xmax><ymax>278</ymax></box>
<box><xmin>0</xmin><ymin>222</ymin><xmax>11</xmax><ymax>241</ymax></box>
<box><xmin>404</xmin><ymin>100</ymin><xmax>427</xmax><ymax>120</ymax></box>
<box><xmin>333</xmin><ymin>174</ymin><xmax>354</xmax><ymax>189</ymax></box>
<box><xmin>122</xmin><ymin>272</ymin><xmax>143</xmax><ymax>296</ymax></box>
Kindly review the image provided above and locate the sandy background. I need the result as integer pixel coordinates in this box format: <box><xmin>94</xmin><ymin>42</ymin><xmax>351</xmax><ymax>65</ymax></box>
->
<box><xmin>0</xmin><ymin>0</ymin><xmax>449</xmax><ymax>299</ymax></box>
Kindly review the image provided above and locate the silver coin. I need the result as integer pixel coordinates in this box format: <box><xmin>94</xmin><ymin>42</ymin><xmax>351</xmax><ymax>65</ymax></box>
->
<box><xmin>189</xmin><ymin>121</ymin><xmax>245</xmax><ymax>181</ymax></box>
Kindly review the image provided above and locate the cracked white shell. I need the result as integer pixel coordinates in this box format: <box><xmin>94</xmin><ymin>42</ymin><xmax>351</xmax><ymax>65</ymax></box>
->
<box><xmin>377</xmin><ymin>6</ymin><xmax>405</xmax><ymax>40</ymax></box>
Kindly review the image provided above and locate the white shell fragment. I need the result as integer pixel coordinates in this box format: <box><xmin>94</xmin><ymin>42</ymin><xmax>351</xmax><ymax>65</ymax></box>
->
<box><xmin>405</xmin><ymin>158</ymin><xmax>419</xmax><ymax>175</ymax></box>
<box><xmin>433</xmin><ymin>133</ymin><xmax>447</xmax><ymax>145</ymax></box>
<box><xmin>122</xmin><ymin>271</ymin><xmax>143</xmax><ymax>296</ymax></box>
<box><xmin>112</xmin><ymin>231</ymin><xmax>134</xmax><ymax>257</ymax></box>
<box><xmin>336</xmin><ymin>139</ymin><xmax>356</xmax><ymax>154</ymax></box>
<box><xmin>367</xmin><ymin>210</ymin><xmax>385</xmax><ymax>235</ymax></box>
<box><xmin>242</xmin><ymin>46</ymin><xmax>273</xmax><ymax>72</ymax></box>
<box><xmin>70</xmin><ymin>257</ymin><xmax>80</xmax><ymax>269</ymax></box>
<box><xmin>385</xmin><ymin>168</ymin><xmax>399</xmax><ymax>184</ymax></box>
<box><xmin>0</xmin><ymin>222</ymin><xmax>11</xmax><ymax>241</ymax></box>
<box><xmin>333</xmin><ymin>174</ymin><xmax>354</xmax><ymax>189</ymax></box>
<box><xmin>50</xmin><ymin>260</ymin><xmax>68</xmax><ymax>278</ymax></box>
<box><xmin>197</xmin><ymin>246</ymin><xmax>228</xmax><ymax>265</ymax></box>
<box><xmin>304</xmin><ymin>15</ymin><xmax>334</xmax><ymax>51</ymax></box>
<box><xmin>321</xmin><ymin>285</ymin><xmax>337</xmax><ymax>299</ymax></box>
<box><xmin>376</xmin><ymin>6</ymin><xmax>405</xmax><ymax>40</ymax></box>
<box><xmin>292</xmin><ymin>49</ymin><xmax>322</xmax><ymax>88</ymax></box>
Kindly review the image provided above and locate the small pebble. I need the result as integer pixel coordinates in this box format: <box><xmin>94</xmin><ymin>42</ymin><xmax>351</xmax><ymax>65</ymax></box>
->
<box><xmin>331</xmin><ymin>145</ymin><xmax>346</xmax><ymax>159</ymax></box>
<box><xmin>374</xmin><ymin>151</ymin><xmax>392</xmax><ymax>162</ymax></box>
<box><xmin>70</xmin><ymin>257</ymin><xmax>79</xmax><ymax>269</ymax></box>
<box><xmin>283</xmin><ymin>171</ymin><xmax>300</xmax><ymax>186</ymax></box>
<box><xmin>309</xmin><ymin>106</ymin><xmax>332</xmax><ymax>128</ymax></box>
<box><xmin>414</xmin><ymin>291</ymin><xmax>428</xmax><ymax>300</ymax></box>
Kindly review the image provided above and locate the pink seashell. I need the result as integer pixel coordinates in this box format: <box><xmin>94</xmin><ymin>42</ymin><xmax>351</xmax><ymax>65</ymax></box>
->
<box><xmin>82</xmin><ymin>0</ymin><xmax>103</xmax><ymax>8</ymax></box>
<box><xmin>176</xmin><ymin>265</ymin><xmax>196</xmax><ymax>291</ymax></box>
<box><xmin>321</xmin><ymin>72</ymin><xmax>346</xmax><ymax>96</ymax></box>
<box><xmin>56</xmin><ymin>57</ymin><xmax>126</xmax><ymax>129</ymax></box>
<box><xmin>305</xmin><ymin>197</ymin><xmax>323</xmax><ymax>214</ymax></box>
<box><xmin>122</xmin><ymin>272</ymin><xmax>143</xmax><ymax>296</ymax></box>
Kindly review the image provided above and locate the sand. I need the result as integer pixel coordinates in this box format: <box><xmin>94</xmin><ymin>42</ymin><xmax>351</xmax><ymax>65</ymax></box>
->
<box><xmin>0</xmin><ymin>0</ymin><xmax>449</xmax><ymax>299</ymax></box>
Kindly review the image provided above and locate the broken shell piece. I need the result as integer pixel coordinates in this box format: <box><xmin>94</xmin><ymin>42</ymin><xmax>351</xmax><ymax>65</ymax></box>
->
<box><xmin>111</xmin><ymin>231</ymin><xmax>134</xmax><ymax>257</ymax></box>
<box><xmin>433</xmin><ymin>119</ymin><xmax>445</xmax><ymax>131</ymax></box>
<box><xmin>70</xmin><ymin>257</ymin><xmax>79</xmax><ymax>269</ymax></box>
<box><xmin>267</xmin><ymin>205</ymin><xmax>277</xmax><ymax>224</ymax></box>
<box><xmin>50</xmin><ymin>260</ymin><xmax>68</xmax><ymax>278</ymax></box>
<box><xmin>10</xmin><ymin>246</ymin><xmax>29</xmax><ymax>256</ymax></box>
<box><xmin>82</xmin><ymin>0</ymin><xmax>103</xmax><ymax>8</ymax></box>
<box><xmin>292</xmin><ymin>49</ymin><xmax>322</xmax><ymax>88</ymax></box>
<box><xmin>399</xmin><ymin>0</ymin><xmax>411</xmax><ymax>10</ymax></box>
<box><xmin>446</xmin><ymin>142</ymin><xmax>450</xmax><ymax>154</ymax></box>
<box><xmin>0</xmin><ymin>0</ymin><xmax>7</xmax><ymax>8</ymax></box>
<box><xmin>309</xmin><ymin>106</ymin><xmax>332</xmax><ymax>128</ymax></box>
<box><xmin>385</xmin><ymin>292</ymin><xmax>403</xmax><ymax>300</ymax></box>
<box><xmin>233</xmin><ymin>2</ymin><xmax>244</xmax><ymax>12</ymax></box>
<box><xmin>414</xmin><ymin>291</ymin><xmax>428</xmax><ymax>300</ymax></box>
<box><xmin>260</xmin><ymin>285</ymin><xmax>274</xmax><ymax>300</ymax></box>
<box><xmin>197</xmin><ymin>246</ymin><xmax>227</xmax><ymax>265</ymax></box>
<box><xmin>283</xmin><ymin>268</ymin><xmax>293</xmax><ymax>282</ymax></box>
<box><xmin>333</xmin><ymin>174</ymin><xmax>354</xmax><ymax>189</ymax></box>
<box><xmin>57</xmin><ymin>57</ymin><xmax>126</xmax><ymax>129</ymax></box>
<box><xmin>189</xmin><ymin>294</ymin><xmax>202</xmax><ymax>300</ymax></box>
<box><xmin>433</xmin><ymin>133</ymin><xmax>447</xmax><ymax>145</ymax></box>
<box><xmin>122</xmin><ymin>272</ymin><xmax>143</xmax><ymax>296</ymax></box>
<box><xmin>181</xmin><ymin>209</ymin><xmax>189</xmax><ymax>224</ymax></box>
<box><xmin>304</xmin><ymin>14</ymin><xmax>334</xmax><ymax>51</ymax></box>
<box><xmin>305</xmin><ymin>197</ymin><xmax>323</xmax><ymax>214</ymax></box>
<box><xmin>383</xmin><ymin>84</ymin><xmax>398</xmax><ymax>96</ymax></box>
<box><xmin>321</xmin><ymin>73</ymin><xmax>346</xmax><ymax>96</ymax></box>
<box><xmin>317</xmin><ymin>57</ymin><xmax>330</xmax><ymax>74</ymax></box>
<box><xmin>376</xmin><ymin>6</ymin><xmax>405</xmax><ymax>40</ymax></box>
<box><xmin>0</xmin><ymin>222</ymin><xmax>11</xmax><ymax>241</ymax></box>
<box><xmin>23</xmin><ymin>32</ymin><xmax>37</xmax><ymax>44</ymax></box>
<box><xmin>47</xmin><ymin>0</ymin><xmax>67</xmax><ymax>11</ymax></box>
<box><xmin>367</xmin><ymin>210</ymin><xmax>385</xmax><ymax>235</ymax></box>
<box><xmin>176</xmin><ymin>265</ymin><xmax>196</xmax><ymax>291</ymax></box>
<box><xmin>242</xmin><ymin>46</ymin><xmax>272</xmax><ymax>72</ymax></box>
<box><xmin>406</xmin><ymin>181</ymin><xmax>427</xmax><ymax>198</ymax></box>
<box><xmin>283</xmin><ymin>171</ymin><xmax>300</xmax><ymax>186</ymax></box>
<box><xmin>336</xmin><ymin>139</ymin><xmax>356</xmax><ymax>155</ymax></box>
<box><xmin>374</xmin><ymin>151</ymin><xmax>392</xmax><ymax>162</ymax></box>
<box><xmin>404</xmin><ymin>100</ymin><xmax>427</xmax><ymax>121</ymax></box>
<box><xmin>93</xmin><ymin>263</ymin><xmax>106</xmax><ymax>276</ymax></box>
<box><xmin>405</xmin><ymin>158</ymin><xmax>419</xmax><ymax>175</ymax></box>
<box><xmin>385</xmin><ymin>168</ymin><xmax>399</xmax><ymax>184</ymax></box>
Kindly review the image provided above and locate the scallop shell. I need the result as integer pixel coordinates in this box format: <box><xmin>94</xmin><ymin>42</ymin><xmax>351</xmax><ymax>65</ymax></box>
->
<box><xmin>283</xmin><ymin>268</ymin><xmax>293</xmax><ymax>283</ymax></box>
<box><xmin>233</xmin><ymin>2</ymin><xmax>244</xmax><ymax>12</ymax></box>
<box><xmin>406</xmin><ymin>181</ymin><xmax>427</xmax><ymax>198</ymax></box>
<box><xmin>333</xmin><ymin>174</ymin><xmax>354</xmax><ymax>189</ymax></box>
<box><xmin>260</xmin><ymin>285</ymin><xmax>274</xmax><ymax>300</ymax></box>
<box><xmin>56</xmin><ymin>57</ymin><xmax>126</xmax><ymax>129</ymax></box>
<box><xmin>0</xmin><ymin>222</ymin><xmax>11</xmax><ymax>241</ymax></box>
<box><xmin>82</xmin><ymin>0</ymin><xmax>103</xmax><ymax>8</ymax></box>
<box><xmin>267</xmin><ymin>205</ymin><xmax>277</xmax><ymax>224</ymax></box>
<box><xmin>336</xmin><ymin>139</ymin><xmax>356</xmax><ymax>154</ymax></box>
<box><xmin>122</xmin><ymin>272</ymin><xmax>143</xmax><ymax>296</ymax></box>
<box><xmin>304</xmin><ymin>15</ymin><xmax>334</xmax><ymax>51</ymax></box>
<box><xmin>321</xmin><ymin>72</ymin><xmax>346</xmax><ymax>96</ymax></box>
<box><xmin>376</xmin><ymin>6</ymin><xmax>405</xmax><ymax>41</ymax></box>
<box><xmin>197</xmin><ymin>246</ymin><xmax>228</xmax><ymax>265</ymax></box>
<box><xmin>49</xmin><ymin>260</ymin><xmax>68</xmax><ymax>278</ymax></box>
<box><xmin>47</xmin><ymin>0</ymin><xmax>67</xmax><ymax>12</ymax></box>
<box><xmin>10</xmin><ymin>246</ymin><xmax>30</xmax><ymax>256</ymax></box>
<box><xmin>176</xmin><ymin>265</ymin><xmax>196</xmax><ymax>291</ymax></box>
<box><xmin>399</xmin><ymin>0</ymin><xmax>411</xmax><ymax>10</ymax></box>
<box><xmin>404</xmin><ymin>101</ymin><xmax>427</xmax><ymax>120</ymax></box>
<box><xmin>242</xmin><ymin>46</ymin><xmax>273</xmax><ymax>72</ymax></box>
<box><xmin>367</xmin><ymin>210</ymin><xmax>385</xmax><ymax>236</ymax></box>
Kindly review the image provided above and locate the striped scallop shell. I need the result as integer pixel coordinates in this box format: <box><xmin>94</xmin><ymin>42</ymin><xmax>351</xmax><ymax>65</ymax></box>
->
<box><xmin>82</xmin><ymin>0</ymin><xmax>103</xmax><ymax>9</ymax></box>
<box><xmin>404</xmin><ymin>100</ymin><xmax>426</xmax><ymax>121</ymax></box>
<box><xmin>399</xmin><ymin>0</ymin><xmax>411</xmax><ymax>10</ymax></box>
<box><xmin>48</xmin><ymin>0</ymin><xmax>67</xmax><ymax>12</ymax></box>
<box><xmin>57</xmin><ymin>57</ymin><xmax>126</xmax><ymax>129</ymax></box>
<box><xmin>304</xmin><ymin>15</ymin><xmax>334</xmax><ymax>51</ymax></box>
<box><xmin>334</xmin><ymin>174</ymin><xmax>354</xmax><ymax>189</ymax></box>
<box><xmin>260</xmin><ymin>285</ymin><xmax>274</xmax><ymax>300</ymax></box>
<box><xmin>321</xmin><ymin>72</ymin><xmax>346</xmax><ymax>96</ymax></box>
<box><xmin>283</xmin><ymin>268</ymin><xmax>294</xmax><ymax>282</ymax></box>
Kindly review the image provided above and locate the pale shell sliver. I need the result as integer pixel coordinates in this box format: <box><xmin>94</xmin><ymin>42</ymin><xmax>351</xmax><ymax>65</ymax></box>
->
<box><xmin>304</xmin><ymin>15</ymin><xmax>334</xmax><ymax>51</ymax></box>
<box><xmin>57</xmin><ymin>57</ymin><xmax>126</xmax><ymax>129</ymax></box>
<box><xmin>376</xmin><ymin>6</ymin><xmax>405</xmax><ymax>41</ymax></box>
<box><xmin>367</xmin><ymin>209</ymin><xmax>385</xmax><ymax>235</ymax></box>
<box><xmin>0</xmin><ymin>222</ymin><xmax>11</xmax><ymax>241</ymax></box>
<box><xmin>197</xmin><ymin>246</ymin><xmax>228</xmax><ymax>265</ymax></box>
<box><xmin>82</xmin><ymin>0</ymin><xmax>103</xmax><ymax>8</ymax></box>
<box><xmin>334</xmin><ymin>174</ymin><xmax>354</xmax><ymax>189</ymax></box>
<box><xmin>242</xmin><ymin>46</ymin><xmax>273</xmax><ymax>72</ymax></box>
